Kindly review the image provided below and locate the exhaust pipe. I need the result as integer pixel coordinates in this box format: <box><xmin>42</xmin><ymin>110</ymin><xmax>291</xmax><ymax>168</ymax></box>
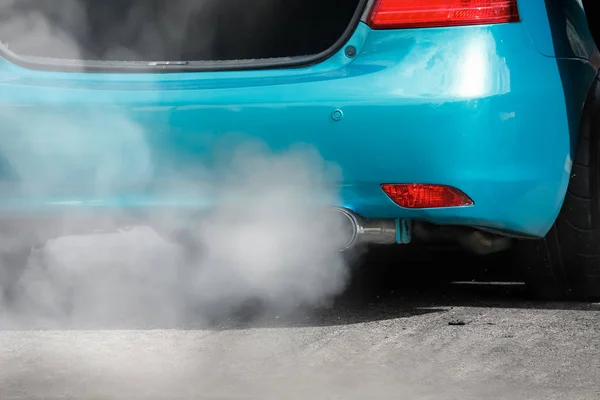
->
<box><xmin>412</xmin><ymin>221</ymin><xmax>512</xmax><ymax>255</ymax></box>
<box><xmin>329</xmin><ymin>207</ymin><xmax>402</xmax><ymax>250</ymax></box>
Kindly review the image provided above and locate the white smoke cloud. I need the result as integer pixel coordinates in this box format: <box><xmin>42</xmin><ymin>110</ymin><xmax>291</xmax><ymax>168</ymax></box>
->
<box><xmin>0</xmin><ymin>117</ymin><xmax>352</xmax><ymax>329</ymax></box>
<box><xmin>0</xmin><ymin>0</ymin><xmax>354</xmax><ymax>328</ymax></box>
<box><xmin>0</xmin><ymin>2</ymin><xmax>369</xmax><ymax>399</ymax></box>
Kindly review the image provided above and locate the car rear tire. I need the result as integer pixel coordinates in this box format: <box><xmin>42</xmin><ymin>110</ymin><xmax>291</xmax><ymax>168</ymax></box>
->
<box><xmin>518</xmin><ymin>76</ymin><xmax>600</xmax><ymax>300</ymax></box>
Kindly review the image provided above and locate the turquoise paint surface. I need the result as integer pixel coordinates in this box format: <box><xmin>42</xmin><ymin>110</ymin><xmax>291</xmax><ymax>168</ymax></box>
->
<box><xmin>0</xmin><ymin>14</ymin><xmax>596</xmax><ymax>238</ymax></box>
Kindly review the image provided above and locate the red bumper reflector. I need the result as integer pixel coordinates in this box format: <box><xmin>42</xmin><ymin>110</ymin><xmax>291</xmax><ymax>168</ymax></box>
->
<box><xmin>367</xmin><ymin>0</ymin><xmax>520</xmax><ymax>29</ymax></box>
<box><xmin>381</xmin><ymin>184</ymin><xmax>474</xmax><ymax>209</ymax></box>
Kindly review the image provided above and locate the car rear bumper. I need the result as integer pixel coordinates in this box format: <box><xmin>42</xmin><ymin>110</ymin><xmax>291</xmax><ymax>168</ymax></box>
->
<box><xmin>0</xmin><ymin>22</ymin><xmax>594</xmax><ymax>239</ymax></box>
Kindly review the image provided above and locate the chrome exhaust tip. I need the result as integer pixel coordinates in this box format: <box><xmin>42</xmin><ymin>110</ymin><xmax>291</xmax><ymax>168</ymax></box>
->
<box><xmin>328</xmin><ymin>207</ymin><xmax>361</xmax><ymax>251</ymax></box>
<box><xmin>329</xmin><ymin>207</ymin><xmax>402</xmax><ymax>250</ymax></box>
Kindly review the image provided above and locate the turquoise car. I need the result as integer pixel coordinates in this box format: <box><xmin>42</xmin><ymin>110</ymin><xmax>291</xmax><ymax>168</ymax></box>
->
<box><xmin>0</xmin><ymin>0</ymin><xmax>599</xmax><ymax>299</ymax></box>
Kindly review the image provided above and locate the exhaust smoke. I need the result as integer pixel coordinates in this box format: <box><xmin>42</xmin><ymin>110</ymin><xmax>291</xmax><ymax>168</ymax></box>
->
<box><xmin>0</xmin><ymin>1</ymin><xmax>355</xmax><ymax>327</ymax></box>
<box><xmin>0</xmin><ymin>138</ymin><xmax>354</xmax><ymax>328</ymax></box>
<box><xmin>0</xmin><ymin>3</ymin><xmax>439</xmax><ymax>400</ymax></box>
<box><xmin>0</xmin><ymin>4</ymin><xmax>367</xmax><ymax>399</ymax></box>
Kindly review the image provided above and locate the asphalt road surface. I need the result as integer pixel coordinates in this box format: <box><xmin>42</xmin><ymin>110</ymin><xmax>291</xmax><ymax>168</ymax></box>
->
<box><xmin>0</xmin><ymin>233</ymin><xmax>599</xmax><ymax>400</ymax></box>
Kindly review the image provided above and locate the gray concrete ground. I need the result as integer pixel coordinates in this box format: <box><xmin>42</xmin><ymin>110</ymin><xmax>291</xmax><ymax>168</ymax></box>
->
<box><xmin>0</xmin><ymin>234</ymin><xmax>599</xmax><ymax>400</ymax></box>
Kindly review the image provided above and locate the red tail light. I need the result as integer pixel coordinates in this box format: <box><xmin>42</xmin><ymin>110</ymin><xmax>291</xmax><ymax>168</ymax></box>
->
<box><xmin>381</xmin><ymin>184</ymin><xmax>474</xmax><ymax>208</ymax></box>
<box><xmin>367</xmin><ymin>0</ymin><xmax>520</xmax><ymax>29</ymax></box>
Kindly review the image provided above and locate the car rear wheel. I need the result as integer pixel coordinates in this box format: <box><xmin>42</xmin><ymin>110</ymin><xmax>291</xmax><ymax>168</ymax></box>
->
<box><xmin>518</xmin><ymin>76</ymin><xmax>600</xmax><ymax>300</ymax></box>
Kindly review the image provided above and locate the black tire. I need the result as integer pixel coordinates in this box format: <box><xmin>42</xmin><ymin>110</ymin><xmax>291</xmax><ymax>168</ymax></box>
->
<box><xmin>518</xmin><ymin>75</ymin><xmax>600</xmax><ymax>300</ymax></box>
<box><xmin>583</xmin><ymin>0</ymin><xmax>600</xmax><ymax>48</ymax></box>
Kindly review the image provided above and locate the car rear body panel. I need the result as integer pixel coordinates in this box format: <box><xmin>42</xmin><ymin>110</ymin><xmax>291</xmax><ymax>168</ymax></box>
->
<box><xmin>0</xmin><ymin>14</ymin><xmax>596</xmax><ymax>238</ymax></box>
